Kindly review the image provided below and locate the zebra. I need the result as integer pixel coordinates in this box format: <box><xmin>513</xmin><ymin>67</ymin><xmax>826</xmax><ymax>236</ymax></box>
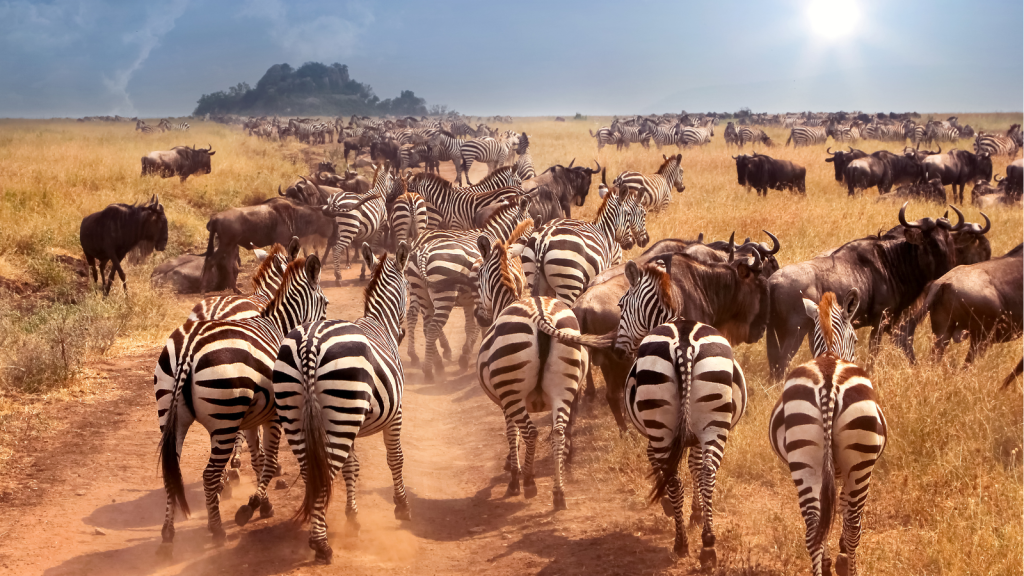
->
<box><xmin>787</xmin><ymin>126</ymin><xmax>827</xmax><ymax>147</ymax></box>
<box><xmin>322</xmin><ymin>164</ymin><xmax>391</xmax><ymax>282</ymax></box>
<box><xmin>614</xmin><ymin>258</ymin><xmax>748</xmax><ymax>569</ymax></box>
<box><xmin>274</xmin><ymin>243</ymin><xmax>411</xmax><ymax>564</ymax></box>
<box><xmin>158</xmin><ymin>119</ymin><xmax>190</xmax><ymax>132</ymax></box>
<box><xmin>407</xmin><ymin>168</ymin><xmax>522</xmax><ymax>231</ymax></box>
<box><xmin>154</xmin><ymin>255</ymin><xmax>328</xmax><ymax>554</ymax></box>
<box><xmin>589</xmin><ymin>127</ymin><xmax>615</xmax><ymax>149</ymax></box>
<box><xmin>474</xmin><ymin>222</ymin><xmax>613</xmax><ymax>510</ymax></box>
<box><xmin>429</xmin><ymin>130</ymin><xmax>469</xmax><ymax>184</ymax></box>
<box><xmin>612</xmin><ymin>153</ymin><xmax>685</xmax><ymax>213</ymax></box>
<box><xmin>389</xmin><ymin>188</ymin><xmax>429</xmax><ymax>248</ymax></box>
<box><xmin>512</xmin><ymin>132</ymin><xmax>535</xmax><ymax>181</ymax></box>
<box><xmin>460</xmin><ymin>134</ymin><xmax>520</xmax><ymax>184</ymax></box>
<box><xmin>679</xmin><ymin>126</ymin><xmax>713</xmax><ymax>147</ymax></box>
<box><xmin>612</xmin><ymin>124</ymin><xmax>651</xmax><ymax>150</ymax></box>
<box><xmin>406</xmin><ymin>197</ymin><xmax>532</xmax><ymax>381</ymax></box>
<box><xmin>975</xmin><ymin>132</ymin><xmax>1020</xmax><ymax>157</ymax></box>
<box><xmin>738</xmin><ymin>127</ymin><xmax>773</xmax><ymax>148</ymax></box>
<box><xmin>768</xmin><ymin>289</ymin><xmax>887</xmax><ymax>576</ymax></box>
<box><xmin>135</xmin><ymin>119</ymin><xmax>155</xmax><ymax>134</ymax></box>
<box><xmin>521</xmin><ymin>187</ymin><xmax>648</xmax><ymax>306</ymax></box>
<box><xmin>723</xmin><ymin>122</ymin><xmax>739</xmax><ymax>147</ymax></box>
<box><xmin>648</xmin><ymin>122</ymin><xmax>681</xmax><ymax>149</ymax></box>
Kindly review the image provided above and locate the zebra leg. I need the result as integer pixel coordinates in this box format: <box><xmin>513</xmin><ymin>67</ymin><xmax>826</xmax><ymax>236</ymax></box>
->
<box><xmin>518</xmin><ymin>415</ymin><xmax>540</xmax><ymax>499</ymax></box>
<box><xmin>202</xmin><ymin>430</ymin><xmax>237</xmax><ymax>543</ymax></box>
<box><xmin>406</xmin><ymin>288</ymin><xmax>423</xmax><ymax>365</ymax></box>
<box><xmin>422</xmin><ymin>298</ymin><xmax>455</xmax><ymax>382</ymax></box>
<box><xmin>686</xmin><ymin>447</ymin><xmax>704</xmax><ymax>527</ymax></box>
<box><xmin>647</xmin><ymin>439</ymin><xmax>688</xmax><ymax>556</ymax></box>
<box><xmin>697</xmin><ymin>446</ymin><xmax>723</xmax><ymax>572</ymax></box>
<box><xmin>836</xmin><ymin>491</ymin><xmax>864</xmax><ymax>576</ymax></box>
<box><xmin>332</xmin><ymin>238</ymin><xmax>344</xmax><ymax>282</ymax></box>
<box><xmin>342</xmin><ymin>449</ymin><xmax>361</xmax><ymax>535</ymax></box>
<box><xmin>503</xmin><ymin>415</ymin><xmax>521</xmax><ymax>496</ymax></box>
<box><xmin>384</xmin><ymin>418</ymin><xmax>412</xmax><ymax>521</ymax></box>
<box><xmin>459</xmin><ymin>303</ymin><xmax>479</xmax><ymax>369</ymax></box>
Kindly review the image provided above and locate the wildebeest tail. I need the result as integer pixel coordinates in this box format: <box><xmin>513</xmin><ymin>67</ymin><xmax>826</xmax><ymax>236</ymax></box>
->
<box><xmin>204</xmin><ymin>219</ymin><xmax>218</xmax><ymax>258</ymax></box>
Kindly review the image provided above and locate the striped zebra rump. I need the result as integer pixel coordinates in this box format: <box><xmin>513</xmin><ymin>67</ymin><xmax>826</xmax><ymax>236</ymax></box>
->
<box><xmin>155</xmin><ymin>256</ymin><xmax>328</xmax><ymax>552</ymax></box>
<box><xmin>768</xmin><ymin>290</ymin><xmax>886</xmax><ymax>576</ymax></box>
<box><xmin>410</xmin><ymin>171</ymin><xmax>522</xmax><ymax>231</ymax></box>
<box><xmin>390</xmin><ymin>192</ymin><xmax>429</xmax><ymax>247</ymax></box>
<box><xmin>680</xmin><ymin>127</ymin><xmax>712</xmax><ymax>147</ymax></box>
<box><xmin>613</xmin><ymin>153</ymin><xmax>684</xmax><ymax>212</ymax></box>
<box><xmin>975</xmin><ymin>133</ymin><xmax>1019</xmax><ymax>157</ymax></box>
<box><xmin>590</xmin><ymin>127</ymin><xmax>615</xmax><ymax>149</ymax></box>
<box><xmin>787</xmin><ymin>126</ymin><xmax>827</xmax><ymax>147</ymax></box>
<box><xmin>461</xmin><ymin>135</ymin><xmax>519</xmax><ymax>184</ymax></box>
<box><xmin>274</xmin><ymin>245</ymin><xmax>410</xmax><ymax>564</ymax></box>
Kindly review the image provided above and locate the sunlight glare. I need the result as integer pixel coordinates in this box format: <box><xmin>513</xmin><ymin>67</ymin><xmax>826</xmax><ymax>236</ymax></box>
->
<box><xmin>807</xmin><ymin>0</ymin><xmax>860</xmax><ymax>42</ymax></box>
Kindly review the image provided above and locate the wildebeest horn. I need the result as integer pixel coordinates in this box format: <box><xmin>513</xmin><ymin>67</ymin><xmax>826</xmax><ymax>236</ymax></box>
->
<box><xmin>761</xmin><ymin>230</ymin><xmax>781</xmax><ymax>254</ymax></box>
<box><xmin>898</xmin><ymin>202</ymin><xmax>919</xmax><ymax>229</ymax></box>
<box><xmin>936</xmin><ymin>145</ymin><xmax>941</xmax><ymax>154</ymax></box>
<box><xmin>979</xmin><ymin>212</ymin><xmax>991</xmax><ymax>234</ymax></box>
<box><xmin>732</xmin><ymin>155</ymin><xmax>738</xmax><ymax>159</ymax></box>
<box><xmin>947</xmin><ymin>205</ymin><xmax>965</xmax><ymax>230</ymax></box>
<box><xmin>696</xmin><ymin>232</ymin><xmax>704</xmax><ymax>243</ymax></box>
<box><xmin>826</xmin><ymin>146</ymin><xmax>833</xmax><ymax>155</ymax></box>
<box><xmin>995</xmin><ymin>174</ymin><xmax>1004</xmax><ymax>182</ymax></box>
<box><xmin>568</xmin><ymin>158</ymin><xmax>575</xmax><ymax>168</ymax></box>
<box><xmin>848</xmin><ymin>146</ymin><xmax>854</xmax><ymax>152</ymax></box>
<box><xmin>727</xmin><ymin>232</ymin><xmax>736</xmax><ymax>262</ymax></box>
<box><xmin>591</xmin><ymin>160</ymin><xmax>601</xmax><ymax>173</ymax></box>
<box><xmin>278</xmin><ymin>185</ymin><xmax>284</xmax><ymax>197</ymax></box>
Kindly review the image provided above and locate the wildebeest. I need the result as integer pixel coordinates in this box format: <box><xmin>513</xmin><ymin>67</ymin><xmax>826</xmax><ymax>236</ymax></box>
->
<box><xmin>574</xmin><ymin>239</ymin><xmax>771</xmax><ymax>430</ymax></box>
<box><xmin>843</xmin><ymin>150</ymin><xmax>923</xmax><ymax>196</ymax></box>
<box><xmin>152</xmin><ymin>252</ymin><xmax>238</xmax><ymax>293</ymax></box>
<box><xmin>141</xmin><ymin>145</ymin><xmax>215</xmax><ymax>182</ymax></box>
<box><xmin>824</xmin><ymin>146</ymin><xmax>868</xmax><ymax>183</ymax></box>
<box><xmin>922</xmin><ymin>149</ymin><xmax>993</xmax><ymax>204</ymax></box>
<box><xmin>1005</xmin><ymin>158</ymin><xmax>1023</xmax><ymax>198</ymax></box>
<box><xmin>735</xmin><ymin>153</ymin><xmax>806</xmax><ymax>196</ymax></box>
<box><xmin>766</xmin><ymin>204</ymin><xmax>964</xmax><ymax>380</ymax></box>
<box><xmin>200</xmin><ymin>197</ymin><xmax>337</xmax><ymax>294</ymax></box>
<box><xmin>876</xmin><ymin>178</ymin><xmax>946</xmax><ymax>204</ymax></box>
<box><xmin>80</xmin><ymin>195</ymin><xmax>168</xmax><ymax>295</ymax></box>
<box><xmin>900</xmin><ymin>243</ymin><xmax>1022</xmax><ymax>368</ymax></box>
<box><xmin>523</xmin><ymin>160</ymin><xmax>601</xmax><ymax>222</ymax></box>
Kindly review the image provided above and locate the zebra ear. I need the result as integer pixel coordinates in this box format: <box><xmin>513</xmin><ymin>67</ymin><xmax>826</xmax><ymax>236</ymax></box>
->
<box><xmin>395</xmin><ymin>241</ymin><xmax>410</xmax><ymax>270</ymax></box>
<box><xmin>843</xmin><ymin>288</ymin><xmax>860</xmax><ymax>319</ymax></box>
<box><xmin>803</xmin><ymin>296</ymin><xmax>818</xmax><ymax>320</ymax></box>
<box><xmin>477</xmin><ymin>235</ymin><xmax>493</xmax><ymax>258</ymax></box>
<box><xmin>287</xmin><ymin>236</ymin><xmax>301</xmax><ymax>261</ymax></box>
<box><xmin>305</xmin><ymin>255</ymin><xmax>322</xmax><ymax>283</ymax></box>
<box><xmin>361</xmin><ymin>243</ymin><xmax>376</xmax><ymax>271</ymax></box>
<box><xmin>624</xmin><ymin>260</ymin><xmax>640</xmax><ymax>288</ymax></box>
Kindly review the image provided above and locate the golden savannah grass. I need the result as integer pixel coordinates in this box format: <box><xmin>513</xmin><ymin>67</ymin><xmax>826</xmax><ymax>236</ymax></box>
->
<box><xmin>0</xmin><ymin>114</ymin><xmax>1021</xmax><ymax>574</ymax></box>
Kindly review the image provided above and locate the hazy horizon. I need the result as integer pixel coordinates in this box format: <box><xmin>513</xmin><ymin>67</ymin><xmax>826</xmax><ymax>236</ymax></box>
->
<box><xmin>2</xmin><ymin>0</ymin><xmax>1021</xmax><ymax>118</ymax></box>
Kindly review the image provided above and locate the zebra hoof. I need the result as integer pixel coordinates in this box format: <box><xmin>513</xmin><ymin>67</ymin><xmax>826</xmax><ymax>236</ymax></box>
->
<box><xmin>221</xmin><ymin>481</ymin><xmax>233</xmax><ymax>500</ymax></box>
<box><xmin>660</xmin><ymin>496</ymin><xmax>673</xmax><ymax>518</ymax></box>
<box><xmin>230</xmin><ymin>456</ymin><xmax>242</xmax><ymax>469</ymax></box>
<box><xmin>344</xmin><ymin>518</ymin><xmax>361</xmax><ymax>538</ymax></box>
<box><xmin>227</xmin><ymin>468</ymin><xmax>240</xmax><ymax>484</ymax></box>
<box><xmin>394</xmin><ymin>504</ymin><xmax>412</xmax><ymax>521</ymax></box>
<box><xmin>835</xmin><ymin>554</ymin><xmax>850</xmax><ymax>576</ymax></box>
<box><xmin>822</xmin><ymin>556</ymin><xmax>833</xmax><ymax>576</ymax></box>
<box><xmin>312</xmin><ymin>541</ymin><xmax>333</xmax><ymax>564</ymax></box>
<box><xmin>442</xmin><ymin>349</ymin><xmax>453</xmax><ymax>361</ymax></box>
<box><xmin>272</xmin><ymin>463</ymin><xmax>283</xmax><ymax>477</ymax></box>
<box><xmin>156</xmin><ymin>542</ymin><xmax>174</xmax><ymax>559</ymax></box>
<box><xmin>505</xmin><ymin>479</ymin><xmax>520</xmax><ymax>496</ymax></box>
<box><xmin>211</xmin><ymin>526</ymin><xmax>227</xmax><ymax>545</ymax></box>
<box><xmin>699</xmin><ymin>547</ymin><xmax>717</xmax><ymax>572</ymax></box>
<box><xmin>552</xmin><ymin>490</ymin><xmax>567</xmax><ymax>511</ymax></box>
<box><xmin>423</xmin><ymin>371</ymin><xmax>434</xmax><ymax>383</ymax></box>
<box><xmin>259</xmin><ymin>500</ymin><xmax>274</xmax><ymax>519</ymax></box>
<box><xmin>458</xmin><ymin>355</ymin><xmax>470</xmax><ymax>369</ymax></box>
<box><xmin>673</xmin><ymin>537</ymin><xmax>689</xmax><ymax>558</ymax></box>
<box><xmin>523</xmin><ymin>479</ymin><xmax>538</xmax><ymax>499</ymax></box>
<box><xmin>234</xmin><ymin>504</ymin><xmax>254</xmax><ymax>526</ymax></box>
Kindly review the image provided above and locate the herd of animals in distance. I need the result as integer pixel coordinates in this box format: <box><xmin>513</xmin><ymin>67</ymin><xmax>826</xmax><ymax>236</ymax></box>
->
<box><xmin>75</xmin><ymin>110</ymin><xmax>1022</xmax><ymax>574</ymax></box>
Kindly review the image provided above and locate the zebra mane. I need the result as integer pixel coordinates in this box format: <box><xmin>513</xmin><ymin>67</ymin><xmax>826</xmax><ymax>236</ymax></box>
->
<box><xmin>507</xmin><ymin>218</ymin><xmax>534</xmax><ymax>247</ymax></box>
<box><xmin>641</xmin><ymin>261</ymin><xmax>683</xmax><ymax>317</ymax></box>
<box><xmin>261</xmin><ymin>257</ymin><xmax>309</xmax><ymax>316</ymax></box>
<box><xmin>415</xmin><ymin>172</ymin><xmax>454</xmax><ymax>189</ymax></box>
<box><xmin>478</xmin><ymin>165</ymin><xmax>516</xmax><ymax>185</ymax></box>
<box><xmin>250</xmin><ymin>243</ymin><xmax>286</xmax><ymax>292</ymax></box>
<box><xmin>817</xmin><ymin>292</ymin><xmax>838</xmax><ymax>354</ymax></box>
<box><xmin>657</xmin><ymin>154</ymin><xmax>681</xmax><ymax>175</ymax></box>
<box><xmin>362</xmin><ymin>252</ymin><xmax>390</xmax><ymax>316</ymax></box>
<box><xmin>593</xmin><ymin>187</ymin><xmax>616</xmax><ymax>224</ymax></box>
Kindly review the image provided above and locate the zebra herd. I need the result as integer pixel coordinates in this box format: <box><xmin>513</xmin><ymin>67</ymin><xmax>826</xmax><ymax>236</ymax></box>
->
<box><xmin>143</xmin><ymin>114</ymin><xmax>1020</xmax><ymax>574</ymax></box>
<box><xmin>590</xmin><ymin>114</ymin><xmax>719</xmax><ymax>150</ymax></box>
<box><xmin>135</xmin><ymin>118</ymin><xmax>190</xmax><ymax>134</ymax></box>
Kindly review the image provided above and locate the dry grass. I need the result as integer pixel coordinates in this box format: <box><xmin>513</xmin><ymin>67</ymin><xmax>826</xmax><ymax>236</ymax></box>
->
<box><xmin>0</xmin><ymin>114</ymin><xmax>1021</xmax><ymax>573</ymax></box>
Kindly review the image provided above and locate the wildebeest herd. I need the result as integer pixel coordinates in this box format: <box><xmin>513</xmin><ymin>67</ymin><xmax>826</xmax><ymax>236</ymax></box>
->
<box><xmin>75</xmin><ymin>112</ymin><xmax>1022</xmax><ymax>574</ymax></box>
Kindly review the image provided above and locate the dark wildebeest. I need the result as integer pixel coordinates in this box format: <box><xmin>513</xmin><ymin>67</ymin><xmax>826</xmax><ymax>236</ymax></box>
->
<box><xmin>525</xmin><ymin>160</ymin><xmax>601</xmax><ymax>222</ymax></box>
<box><xmin>80</xmin><ymin>195</ymin><xmax>168</xmax><ymax>295</ymax></box>
<box><xmin>922</xmin><ymin>148</ymin><xmax>994</xmax><ymax>204</ymax></box>
<box><xmin>843</xmin><ymin>150</ymin><xmax>924</xmax><ymax>196</ymax></box>
<box><xmin>824</xmin><ymin>146</ymin><xmax>868</xmax><ymax>183</ymax></box>
<box><xmin>766</xmin><ymin>204</ymin><xmax>963</xmax><ymax>380</ymax></box>
<box><xmin>876</xmin><ymin>177</ymin><xmax>946</xmax><ymax>204</ymax></box>
<box><xmin>1005</xmin><ymin>158</ymin><xmax>1023</xmax><ymax>198</ymax></box>
<box><xmin>141</xmin><ymin>145</ymin><xmax>215</xmax><ymax>182</ymax></box>
<box><xmin>279</xmin><ymin>176</ymin><xmax>332</xmax><ymax>206</ymax></box>
<box><xmin>740</xmin><ymin>153</ymin><xmax>806</xmax><ymax>196</ymax></box>
<box><xmin>199</xmin><ymin>197</ymin><xmax>337</xmax><ymax>294</ymax></box>
<box><xmin>900</xmin><ymin>243</ymin><xmax>1022</xmax><ymax>371</ymax></box>
<box><xmin>574</xmin><ymin>239</ymin><xmax>771</xmax><ymax>430</ymax></box>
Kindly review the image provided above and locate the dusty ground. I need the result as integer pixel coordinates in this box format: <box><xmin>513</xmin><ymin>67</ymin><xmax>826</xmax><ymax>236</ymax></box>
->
<box><xmin>0</xmin><ymin>259</ymin><xmax>702</xmax><ymax>576</ymax></box>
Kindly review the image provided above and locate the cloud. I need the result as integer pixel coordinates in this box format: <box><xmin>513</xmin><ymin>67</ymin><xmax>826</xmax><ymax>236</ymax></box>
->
<box><xmin>240</xmin><ymin>0</ymin><xmax>371</xmax><ymax>62</ymax></box>
<box><xmin>102</xmin><ymin>0</ymin><xmax>189</xmax><ymax>115</ymax></box>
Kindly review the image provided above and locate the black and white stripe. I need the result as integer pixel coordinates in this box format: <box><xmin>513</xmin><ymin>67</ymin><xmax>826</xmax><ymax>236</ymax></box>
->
<box><xmin>322</xmin><ymin>165</ymin><xmax>391</xmax><ymax>282</ymax></box>
<box><xmin>429</xmin><ymin>130</ymin><xmax>469</xmax><ymax>185</ymax></box>
<box><xmin>513</xmin><ymin>133</ymin><xmax>535</xmax><ymax>181</ymax></box>
<box><xmin>590</xmin><ymin>127</ymin><xmax>615</xmax><ymax>149</ymax></box>
<box><xmin>738</xmin><ymin>127</ymin><xmax>772</xmax><ymax>147</ymax></box>
<box><xmin>460</xmin><ymin>134</ymin><xmax>520</xmax><ymax>184</ymax></box>
<box><xmin>408</xmin><ymin>167</ymin><xmax>522</xmax><ymax>231</ymax></box>
<box><xmin>614</xmin><ymin>259</ymin><xmax>747</xmax><ymax>568</ymax></box>
<box><xmin>273</xmin><ymin>244</ymin><xmax>411</xmax><ymax>564</ymax></box>
<box><xmin>613</xmin><ymin>153</ymin><xmax>685</xmax><ymax>213</ymax></box>
<box><xmin>768</xmin><ymin>290</ymin><xmax>887</xmax><ymax>576</ymax></box>
<box><xmin>158</xmin><ymin>119</ymin><xmax>190</xmax><ymax>132</ymax></box>
<box><xmin>154</xmin><ymin>256</ymin><xmax>328</xmax><ymax>553</ymax></box>
<box><xmin>136</xmin><ymin>119</ymin><xmax>156</xmax><ymax>134</ymax></box>
<box><xmin>787</xmin><ymin>126</ymin><xmax>827</xmax><ymax>147</ymax></box>
<box><xmin>974</xmin><ymin>132</ymin><xmax>1020</xmax><ymax>157</ymax></box>
<box><xmin>680</xmin><ymin>126</ymin><xmax>713</xmax><ymax>147</ymax></box>
<box><xmin>522</xmin><ymin>188</ymin><xmax>648</xmax><ymax>306</ymax></box>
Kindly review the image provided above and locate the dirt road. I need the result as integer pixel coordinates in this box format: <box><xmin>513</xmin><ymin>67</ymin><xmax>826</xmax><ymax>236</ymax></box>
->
<box><xmin>0</xmin><ymin>277</ymin><xmax>688</xmax><ymax>576</ymax></box>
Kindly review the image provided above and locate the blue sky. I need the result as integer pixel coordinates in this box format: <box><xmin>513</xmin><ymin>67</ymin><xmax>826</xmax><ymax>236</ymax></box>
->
<box><xmin>1</xmin><ymin>0</ymin><xmax>1020</xmax><ymax>117</ymax></box>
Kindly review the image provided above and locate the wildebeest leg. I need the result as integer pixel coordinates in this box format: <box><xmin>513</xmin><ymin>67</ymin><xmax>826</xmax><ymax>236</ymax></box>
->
<box><xmin>111</xmin><ymin>258</ymin><xmax>128</xmax><ymax>294</ymax></box>
<box><xmin>963</xmin><ymin>335</ymin><xmax>989</xmax><ymax>367</ymax></box>
<box><xmin>600</xmin><ymin>360</ymin><xmax>630</xmax><ymax>432</ymax></box>
<box><xmin>768</xmin><ymin>320</ymin><xmax>808</xmax><ymax>381</ymax></box>
<box><xmin>85</xmin><ymin>255</ymin><xmax>99</xmax><ymax>285</ymax></box>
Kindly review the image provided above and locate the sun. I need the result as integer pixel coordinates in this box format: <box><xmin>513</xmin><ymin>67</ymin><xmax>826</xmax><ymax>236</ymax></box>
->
<box><xmin>807</xmin><ymin>0</ymin><xmax>860</xmax><ymax>42</ymax></box>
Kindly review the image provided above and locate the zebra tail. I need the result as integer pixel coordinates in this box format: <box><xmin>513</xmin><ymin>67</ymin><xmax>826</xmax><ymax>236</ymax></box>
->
<box><xmin>649</xmin><ymin>339</ymin><xmax>692</xmax><ymax>504</ymax></box>
<box><xmin>295</xmin><ymin>363</ymin><xmax>333</xmax><ymax>524</ymax></box>
<box><xmin>815</xmin><ymin>372</ymin><xmax>840</xmax><ymax>551</ymax></box>
<box><xmin>532</xmin><ymin>302</ymin><xmax>616</xmax><ymax>348</ymax></box>
<box><xmin>785</xmin><ymin>133</ymin><xmax>793</xmax><ymax>146</ymax></box>
<box><xmin>158</xmin><ymin>352</ymin><xmax>192</xmax><ymax>518</ymax></box>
